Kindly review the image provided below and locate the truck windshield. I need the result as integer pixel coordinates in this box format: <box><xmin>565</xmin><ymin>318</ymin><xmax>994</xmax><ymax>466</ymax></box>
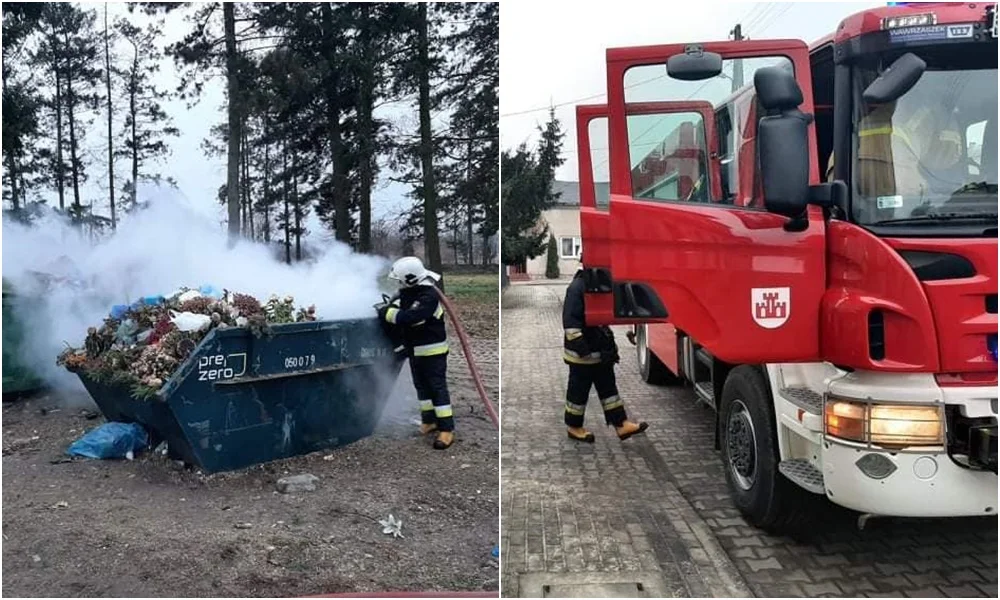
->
<box><xmin>851</xmin><ymin>48</ymin><xmax>998</xmax><ymax>226</ymax></box>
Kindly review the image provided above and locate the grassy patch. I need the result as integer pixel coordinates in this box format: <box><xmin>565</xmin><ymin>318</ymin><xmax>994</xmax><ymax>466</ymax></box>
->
<box><xmin>442</xmin><ymin>273</ymin><xmax>498</xmax><ymax>307</ymax></box>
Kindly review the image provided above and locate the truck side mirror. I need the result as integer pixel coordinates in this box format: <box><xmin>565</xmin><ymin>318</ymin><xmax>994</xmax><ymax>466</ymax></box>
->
<box><xmin>754</xmin><ymin>67</ymin><xmax>810</xmax><ymax>220</ymax></box>
<box><xmin>863</xmin><ymin>53</ymin><xmax>926</xmax><ymax>104</ymax></box>
<box><xmin>667</xmin><ymin>46</ymin><xmax>723</xmax><ymax>81</ymax></box>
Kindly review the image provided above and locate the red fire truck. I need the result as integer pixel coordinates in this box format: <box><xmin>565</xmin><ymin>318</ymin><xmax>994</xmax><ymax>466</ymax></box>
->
<box><xmin>577</xmin><ymin>2</ymin><xmax>997</xmax><ymax>530</ymax></box>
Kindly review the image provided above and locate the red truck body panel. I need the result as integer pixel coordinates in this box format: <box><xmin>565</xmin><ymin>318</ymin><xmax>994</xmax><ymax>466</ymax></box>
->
<box><xmin>581</xmin><ymin>4</ymin><xmax>997</xmax><ymax>378</ymax></box>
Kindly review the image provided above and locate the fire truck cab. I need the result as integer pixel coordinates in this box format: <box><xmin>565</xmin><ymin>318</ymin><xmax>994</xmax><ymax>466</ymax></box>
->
<box><xmin>578</xmin><ymin>2</ymin><xmax>998</xmax><ymax>529</ymax></box>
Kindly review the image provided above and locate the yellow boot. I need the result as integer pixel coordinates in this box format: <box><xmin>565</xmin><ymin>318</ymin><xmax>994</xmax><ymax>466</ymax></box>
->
<box><xmin>616</xmin><ymin>420</ymin><xmax>649</xmax><ymax>441</ymax></box>
<box><xmin>567</xmin><ymin>427</ymin><xmax>595</xmax><ymax>443</ymax></box>
<box><xmin>433</xmin><ymin>431</ymin><xmax>454</xmax><ymax>450</ymax></box>
<box><xmin>419</xmin><ymin>423</ymin><xmax>438</xmax><ymax>435</ymax></box>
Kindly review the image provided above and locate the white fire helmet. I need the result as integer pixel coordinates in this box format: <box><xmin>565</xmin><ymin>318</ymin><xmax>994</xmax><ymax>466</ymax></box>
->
<box><xmin>388</xmin><ymin>256</ymin><xmax>440</xmax><ymax>287</ymax></box>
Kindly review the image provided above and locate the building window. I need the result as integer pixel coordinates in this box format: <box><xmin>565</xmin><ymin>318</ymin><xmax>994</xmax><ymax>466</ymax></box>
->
<box><xmin>560</xmin><ymin>236</ymin><xmax>582</xmax><ymax>259</ymax></box>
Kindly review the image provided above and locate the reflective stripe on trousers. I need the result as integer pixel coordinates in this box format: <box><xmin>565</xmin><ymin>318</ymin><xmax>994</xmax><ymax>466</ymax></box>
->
<box><xmin>414</xmin><ymin>341</ymin><xmax>449</xmax><ymax>357</ymax></box>
<box><xmin>564</xmin><ymin>349</ymin><xmax>601</xmax><ymax>365</ymax></box>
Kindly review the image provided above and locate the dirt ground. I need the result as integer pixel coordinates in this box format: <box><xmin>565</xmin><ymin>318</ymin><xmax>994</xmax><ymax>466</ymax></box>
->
<box><xmin>1</xmin><ymin>281</ymin><xmax>499</xmax><ymax>598</ymax></box>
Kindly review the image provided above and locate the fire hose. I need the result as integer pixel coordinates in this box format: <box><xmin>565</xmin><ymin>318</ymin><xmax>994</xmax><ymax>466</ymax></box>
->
<box><xmin>433</xmin><ymin>286</ymin><xmax>499</xmax><ymax>428</ymax></box>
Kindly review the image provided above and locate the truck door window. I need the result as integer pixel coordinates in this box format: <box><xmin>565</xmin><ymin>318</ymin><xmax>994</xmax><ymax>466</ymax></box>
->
<box><xmin>623</xmin><ymin>56</ymin><xmax>793</xmax><ymax>209</ymax></box>
<box><xmin>628</xmin><ymin>112</ymin><xmax>708</xmax><ymax>203</ymax></box>
<box><xmin>587</xmin><ymin>117</ymin><xmax>611</xmax><ymax>210</ymax></box>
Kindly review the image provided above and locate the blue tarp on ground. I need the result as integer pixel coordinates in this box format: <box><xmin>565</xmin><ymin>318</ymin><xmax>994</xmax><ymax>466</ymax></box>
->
<box><xmin>67</xmin><ymin>422</ymin><xmax>149</xmax><ymax>460</ymax></box>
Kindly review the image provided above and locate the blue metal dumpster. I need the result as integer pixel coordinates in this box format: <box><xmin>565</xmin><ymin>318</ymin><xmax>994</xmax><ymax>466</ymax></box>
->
<box><xmin>73</xmin><ymin>318</ymin><xmax>404</xmax><ymax>473</ymax></box>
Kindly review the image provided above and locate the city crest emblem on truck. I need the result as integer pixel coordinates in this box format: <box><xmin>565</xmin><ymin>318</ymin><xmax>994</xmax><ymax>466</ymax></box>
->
<box><xmin>751</xmin><ymin>287</ymin><xmax>790</xmax><ymax>329</ymax></box>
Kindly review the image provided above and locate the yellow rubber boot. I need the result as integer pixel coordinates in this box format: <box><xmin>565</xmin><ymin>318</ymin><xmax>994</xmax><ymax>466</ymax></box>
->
<box><xmin>567</xmin><ymin>427</ymin><xmax>595</xmax><ymax>443</ymax></box>
<box><xmin>419</xmin><ymin>423</ymin><xmax>438</xmax><ymax>435</ymax></box>
<box><xmin>433</xmin><ymin>431</ymin><xmax>454</xmax><ymax>449</ymax></box>
<box><xmin>616</xmin><ymin>420</ymin><xmax>649</xmax><ymax>441</ymax></box>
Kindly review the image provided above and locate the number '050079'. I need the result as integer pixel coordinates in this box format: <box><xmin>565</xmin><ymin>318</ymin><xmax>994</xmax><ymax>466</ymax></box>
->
<box><xmin>284</xmin><ymin>355</ymin><xmax>316</xmax><ymax>369</ymax></box>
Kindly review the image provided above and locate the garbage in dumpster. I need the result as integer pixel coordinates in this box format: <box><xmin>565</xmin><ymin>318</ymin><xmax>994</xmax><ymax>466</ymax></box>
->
<box><xmin>170</xmin><ymin>311</ymin><xmax>212</xmax><ymax>332</ymax></box>
<box><xmin>59</xmin><ymin>288</ymin><xmax>318</xmax><ymax>400</ymax></box>
<box><xmin>67</xmin><ymin>422</ymin><xmax>149</xmax><ymax>460</ymax></box>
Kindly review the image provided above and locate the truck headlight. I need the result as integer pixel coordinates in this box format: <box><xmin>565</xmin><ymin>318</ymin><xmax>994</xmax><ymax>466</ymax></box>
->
<box><xmin>825</xmin><ymin>399</ymin><xmax>866</xmax><ymax>442</ymax></box>
<box><xmin>825</xmin><ymin>398</ymin><xmax>944</xmax><ymax>448</ymax></box>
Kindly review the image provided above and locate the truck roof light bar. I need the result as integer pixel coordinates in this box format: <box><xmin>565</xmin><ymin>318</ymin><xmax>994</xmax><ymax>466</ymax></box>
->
<box><xmin>881</xmin><ymin>13</ymin><xmax>938</xmax><ymax>30</ymax></box>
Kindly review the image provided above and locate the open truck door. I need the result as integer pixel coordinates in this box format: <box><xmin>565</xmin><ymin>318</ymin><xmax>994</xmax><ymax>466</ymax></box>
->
<box><xmin>604</xmin><ymin>39</ymin><xmax>828</xmax><ymax>364</ymax></box>
<box><xmin>578</xmin><ymin>101</ymin><xmax>719</xmax><ymax>326</ymax></box>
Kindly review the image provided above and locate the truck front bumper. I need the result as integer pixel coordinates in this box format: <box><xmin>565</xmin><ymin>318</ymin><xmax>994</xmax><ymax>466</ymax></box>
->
<box><xmin>822</xmin><ymin>440</ymin><xmax>997</xmax><ymax>517</ymax></box>
<box><xmin>822</xmin><ymin>373</ymin><xmax>998</xmax><ymax>517</ymax></box>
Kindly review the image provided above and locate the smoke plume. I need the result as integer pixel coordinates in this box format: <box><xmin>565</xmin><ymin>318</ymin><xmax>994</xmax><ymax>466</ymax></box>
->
<box><xmin>1</xmin><ymin>189</ymin><xmax>388</xmax><ymax>398</ymax></box>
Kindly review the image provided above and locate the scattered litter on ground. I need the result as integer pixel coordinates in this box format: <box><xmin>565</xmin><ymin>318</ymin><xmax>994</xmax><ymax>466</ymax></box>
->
<box><xmin>2</xmin><ymin>436</ymin><xmax>40</xmax><ymax>456</ymax></box>
<box><xmin>50</xmin><ymin>501</ymin><xmax>68</xmax><ymax>509</ymax></box>
<box><xmin>379</xmin><ymin>514</ymin><xmax>404</xmax><ymax>538</ymax></box>
<box><xmin>234</xmin><ymin>522</ymin><xmax>253</xmax><ymax>530</ymax></box>
<box><xmin>66</xmin><ymin>422</ymin><xmax>148</xmax><ymax>460</ymax></box>
<box><xmin>80</xmin><ymin>409</ymin><xmax>100</xmax><ymax>420</ymax></box>
<box><xmin>276</xmin><ymin>473</ymin><xmax>319</xmax><ymax>493</ymax></box>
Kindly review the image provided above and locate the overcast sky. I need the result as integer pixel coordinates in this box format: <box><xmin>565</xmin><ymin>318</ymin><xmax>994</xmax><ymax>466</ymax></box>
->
<box><xmin>499</xmin><ymin>1</ymin><xmax>882</xmax><ymax>183</ymax></box>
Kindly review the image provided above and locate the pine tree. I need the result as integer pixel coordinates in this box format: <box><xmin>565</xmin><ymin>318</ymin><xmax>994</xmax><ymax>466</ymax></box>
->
<box><xmin>441</xmin><ymin>2</ymin><xmax>498</xmax><ymax>266</ymax></box>
<box><xmin>545</xmin><ymin>235</ymin><xmax>560</xmax><ymax>279</ymax></box>
<box><xmin>33</xmin><ymin>3</ymin><xmax>104</xmax><ymax>222</ymax></box>
<box><xmin>163</xmin><ymin>2</ymin><xmax>258</xmax><ymax>241</ymax></box>
<box><xmin>2</xmin><ymin>3</ymin><xmax>45</xmax><ymax>212</ymax></box>
<box><xmin>501</xmin><ymin>109</ymin><xmax>564</xmax><ymax>266</ymax></box>
<box><xmin>115</xmin><ymin>17</ymin><xmax>178</xmax><ymax>212</ymax></box>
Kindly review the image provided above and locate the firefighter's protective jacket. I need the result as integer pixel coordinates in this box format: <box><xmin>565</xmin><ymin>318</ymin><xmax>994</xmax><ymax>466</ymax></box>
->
<box><xmin>383</xmin><ymin>285</ymin><xmax>449</xmax><ymax>357</ymax></box>
<box><xmin>563</xmin><ymin>271</ymin><xmax>617</xmax><ymax>365</ymax></box>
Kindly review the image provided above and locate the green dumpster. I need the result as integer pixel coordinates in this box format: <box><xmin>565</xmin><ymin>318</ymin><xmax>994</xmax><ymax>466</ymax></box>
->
<box><xmin>2</xmin><ymin>279</ymin><xmax>43</xmax><ymax>395</ymax></box>
<box><xmin>70</xmin><ymin>317</ymin><xmax>405</xmax><ymax>473</ymax></box>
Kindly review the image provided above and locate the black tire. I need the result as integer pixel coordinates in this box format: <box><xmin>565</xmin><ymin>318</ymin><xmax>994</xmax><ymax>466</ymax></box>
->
<box><xmin>719</xmin><ymin>365</ymin><xmax>815</xmax><ymax>532</ymax></box>
<box><xmin>636</xmin><ymin>324</ymin><xmax>681</xmax><ymax>385</ymax></box>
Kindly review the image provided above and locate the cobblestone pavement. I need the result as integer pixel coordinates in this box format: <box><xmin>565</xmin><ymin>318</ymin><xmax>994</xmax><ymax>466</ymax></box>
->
<box><xmin>500</xmin><ymin>283</ymin><xmax>998</xmax><ymax>598</ymax></box>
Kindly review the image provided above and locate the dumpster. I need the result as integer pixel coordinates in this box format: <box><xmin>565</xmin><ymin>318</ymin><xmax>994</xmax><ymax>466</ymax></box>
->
<box><xmin>71</xmin><ymin>317</ymin><xmax>404</xmax><ymax>473</ymax></box>
<box><xmin>2</xmin><ymin>279</ymin><xmax>44</xmax><ymax>395</ymax></box>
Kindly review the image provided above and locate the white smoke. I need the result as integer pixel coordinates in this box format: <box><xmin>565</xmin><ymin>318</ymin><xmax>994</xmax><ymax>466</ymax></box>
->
<box><xmin>1</xmin><ymin>187</ymin><xmax>389</xmax><ymax>397</ymax></box>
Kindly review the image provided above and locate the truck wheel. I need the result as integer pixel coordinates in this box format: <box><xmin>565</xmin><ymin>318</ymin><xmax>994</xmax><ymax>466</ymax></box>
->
<box><xmin>636</xmin><ymin>324</ymin><xmax>679</xmax><ymax>385</ymax></box>
<box><xmin>720</xmin><ymin>365</ymin><xmax>812</xmax><ymax>532</ymax></box>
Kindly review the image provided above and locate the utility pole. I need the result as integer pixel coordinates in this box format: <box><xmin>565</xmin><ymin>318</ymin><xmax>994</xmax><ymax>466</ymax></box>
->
<box><xmin>730</xmin><ymin>23</ymin><xmax>744</xmax><ymax>92</ymax></box>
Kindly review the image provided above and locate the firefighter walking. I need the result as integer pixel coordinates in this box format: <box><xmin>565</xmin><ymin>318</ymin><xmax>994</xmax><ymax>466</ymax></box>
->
<box><xmin>562</xmin><ymin>269</ymin><xmax>648</xmax><ymax>443</ymax></box>
<box><xmin>380</xmin><ymin>257</ymin><xmax>455</xmax><ymax>450</ymax></box>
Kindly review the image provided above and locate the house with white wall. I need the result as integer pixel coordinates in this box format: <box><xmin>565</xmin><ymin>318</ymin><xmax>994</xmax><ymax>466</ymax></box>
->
<box><xmin>514</xmin><ymin>180</ymin><xmax>608</xmax><ymax>279</ymax></box>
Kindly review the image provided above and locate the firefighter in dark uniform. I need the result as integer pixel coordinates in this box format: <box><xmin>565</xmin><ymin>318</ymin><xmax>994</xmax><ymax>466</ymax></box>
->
<box><xmin>563</xmin><ymin>269</ymin><xmax>648</xmax><ymax>442</ymax></box>
<box><xmin>379</xmin><ymin>257</ymin><xmax>455</xmax><ymax>450</ymax></box>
